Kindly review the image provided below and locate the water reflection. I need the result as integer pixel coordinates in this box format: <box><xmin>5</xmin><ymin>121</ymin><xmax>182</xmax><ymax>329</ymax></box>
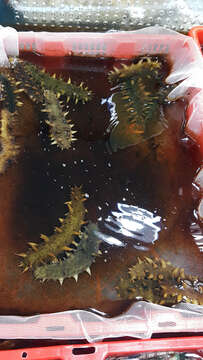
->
<box><xmin>98</xmin><ymin>202</ymin><xmax>162</xmax><ymax>250</ymax></box>
<box><xmin>190</xmin><ymin>221</ymin><xmax>203</xmax><ymax>252</ymax></box>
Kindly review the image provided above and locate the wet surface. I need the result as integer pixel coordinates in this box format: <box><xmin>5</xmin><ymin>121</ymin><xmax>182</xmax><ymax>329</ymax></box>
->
<box><xmin>0</xmin><ymin>54</ymin><xmax>202</xmax><ymax>316</ymax></box>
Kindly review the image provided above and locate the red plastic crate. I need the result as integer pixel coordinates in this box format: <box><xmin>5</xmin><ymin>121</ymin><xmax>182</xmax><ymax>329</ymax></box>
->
<box><xmin>188</xmin><ymin>26</ymin><xmax>203</xmax><ymax>52</ymax></box>
<box><xmin>1</xmin><ymin>337</ymin><xmax>203</xmax><ymax>360</ymax></box>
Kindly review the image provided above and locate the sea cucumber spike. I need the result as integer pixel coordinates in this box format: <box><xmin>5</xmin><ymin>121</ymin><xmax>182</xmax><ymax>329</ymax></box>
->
<box><xmin>71</xmin><ymin>240</ymin><xmax>79</xmax><ymax>247</ymax></box>
<box><xmin>180</xmin><ymin>268</ymin><xmax>185</xmax><ymax>278</ymax></box>
<box><xmin>48</xmin><ymin>253</ymin><xmax>57</xmax><ymax>260</ymax></box>
<box><xmin>57</xmin><ymin>92</ymin><xmax>61</xmax><ymax>98</ymax></box>
<box><xmin>160</xmin><ymin>259</ymin><xmax>166</xmax><ymax>268</ymax></box>
<box><xmin>40</xmin><ymin>234</ymin><xmax>49</xmax><ymax>242</ymax></box>
<box><xmin>22</xmin><ymin>266</ymin><xmax>29</xmax><ymax>273</ymax></box>
<box><xmin>55</xmin><ymin>227</ymin><xmax>62</xmax><ymax>233</ymax></box>
<box><xmin>81</xmin><ymin>220</ymin><xmax>88</xmax><ymax>225</ymax></box>
<box><xmin>145</xmin><ymin>257</ymin><xmax>153</xmax><ymax>264</ymax></box>
<box><xmin>13</xmin><ymin>88</ymin><xmax>24</xmax><ymax>94</ymax></box>
<box><xmin>67</xmin><ymin>78</ymin><xmax>71</xmax><ymax>84</ymax></box>
<box><xmin>16</xmin><ymin>101</ymin><xmax>23</xmax><ymax>107</ymax></box>
<box><xmin>75</xmin><ymin>98</ymin><xmax>78</xmax><ymax>104</ymax></box>
<box><xmin>58</xmin><ymin>278</ymin><xmax>64</xmax><ymax>286</ymax></box>
<box><xmin>52</xmin><ymin>73</ymin><xmax>56</xmax><ymax>79</ymax></box>
<box><xmin>86</xmin><ymin>267</ymin><xmax>91</xmax><ymax>276</ymax></box>
<box><xmin>67</xmin><ymin>96</ymin><xmax>70</xmax><ymax>102</ymax></box>
<box><xmin>18</xmin><ymin>262</ymin><xmax>24</xmax><ymax>267</ymax></box>
<box><xmin>64</xmin><ymin>112</ymin><xmax>69</xmax><ymax>117</ymax></box>
<box><xmin>65</xmin><ymin>201</ymin><xmax>72</xmax><ymax>211</ymax></box>
<box><xmin>28</xmin><ymin>242</ymin><xmax>38</xmax><ymax>251</ymax></box>
<box><xmin>98</xmin><ymin>250</ymin><xmax>102</xmax><ymax>255</ymax></box>
<box><xmin>73</xmin><ymin>274</ymin><xmax>78</xmax><ymax>282</ymax></box>
<box><xmin>177</xmin><ymin>294</ymin><xmax>183</xmax><ymax>302</ymax></box>
<box><xmin>17</xmin><ymin>253</ymin><xmax>27</xmax><ymax>258</ymax></box>
<box><xmin>15</xmin><ymin>81</ymin><xmax>21</xmax><ymax>86</ymax></box>
<box><xmin>62</xmin><ymin>246</ymin><xmax>72</xmax><ymax>251</ymax></box>
<box><xmin>59</xmin><ymin>218</ymin><xmax>64</xmax><ymax>223</ymax></box>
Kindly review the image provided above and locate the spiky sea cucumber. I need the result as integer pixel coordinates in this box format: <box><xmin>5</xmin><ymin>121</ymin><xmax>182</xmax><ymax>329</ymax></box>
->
<box><xmin>107</xmin><ymin>57</ymin><xmax>171</xmax><ymax>152</ymax></box>
<box><xmin>0</xmin><ymin>73</ymin><xmax>24</xmax><ymax>112</ymax></box>
<box><xmin>116</xmin><ymin>256</ymin><xmax>203</xmax><ymax>305</ymax></box>
<box><xmin>9</xmin><ymin>60</ymin><xmax>92</xmax><ymax>104</ymax></box>
<box><xmin>43</xmin><ymin>90</ymin><xmax>77</xmax><ymax>150</ymax></box>
<box><xmin>18</xmin><ymin>186</ymin><xmax>87</xmax><ymax>271</ymax></box>
<box><xmin>34</xmin><ymin>222</ymin><xmax>101</xmax><ymax>284</ymax></box>
<box><xmin>0</xmin><ymin>109</ymin><xmax>19</xmax><ymax>174</ymax></box>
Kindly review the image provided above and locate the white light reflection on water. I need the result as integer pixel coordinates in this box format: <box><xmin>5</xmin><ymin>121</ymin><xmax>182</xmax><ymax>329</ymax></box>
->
<box><xmin>97</xmin><ymin>202</ymin><xmax>162</xmax><ymax>250</ymax></box>
<box><xmin>190</xmin><ymin>222</ymin><xmax>203</xmax><ymax>252</ymax></box>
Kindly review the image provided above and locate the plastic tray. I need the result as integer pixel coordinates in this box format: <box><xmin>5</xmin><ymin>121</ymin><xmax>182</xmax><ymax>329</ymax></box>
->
<box><xmin>188</xmin><ymin>26</ymin><xmax>203</xmax><ymax>52</ymax></box>
<box><xmin>1</xmin><ymin>336</ymin><xmax>203</xmax><ymax>360</ymax></box>
<box><xmin>1</xmin><ymin>29</ymin><xmax>203</xmax><ymax>357</ymax></box>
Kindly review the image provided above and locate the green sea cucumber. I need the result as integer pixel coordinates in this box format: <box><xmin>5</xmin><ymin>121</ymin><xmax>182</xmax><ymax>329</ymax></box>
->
<box><xmin>17</xmin><ymin>186</ymin><xmax>87</xmax><ymax>271</ymax></box>
<box><xmin>34</xmin><ymin>222</ymin><xmax>101</xmax><ymax>284</ymax></box>
<box><xmin>107</xmin><ymin>57</ymin><xmax>172</xmax><ymax>152</ymax></box>
<box><xmin>9</xmin><ymin>59</ymin><xmax>92</xmax><ymax>104</ymax></box>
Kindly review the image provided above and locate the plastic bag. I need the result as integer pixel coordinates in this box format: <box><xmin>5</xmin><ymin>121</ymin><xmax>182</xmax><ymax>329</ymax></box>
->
<box><xmin>5</xmin><ymin>0</ymin><xmax>203</xmax><ymax>33</ymax></box>
<box><xmin>0</xmin><ymin>301</ymin><xmax>202</xmax><ymax>342</ymax></box>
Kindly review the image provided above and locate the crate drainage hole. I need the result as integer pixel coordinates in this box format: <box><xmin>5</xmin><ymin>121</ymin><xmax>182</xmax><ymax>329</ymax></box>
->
<box><xmin>22</xmin><ymin>352</ymin><xmax>27</xmax><ymax>358</ymax></box>
<box><xmin>72</xmin><ymin>347</ymin><xmax>96</xmax><ymax>356</ymax></box>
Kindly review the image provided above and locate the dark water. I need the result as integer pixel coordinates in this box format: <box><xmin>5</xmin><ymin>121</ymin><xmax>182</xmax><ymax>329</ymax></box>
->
<box><xmin>0</xmin><ymin>53</ymin><xmax>202</xmax><ymax>317</ymax></box>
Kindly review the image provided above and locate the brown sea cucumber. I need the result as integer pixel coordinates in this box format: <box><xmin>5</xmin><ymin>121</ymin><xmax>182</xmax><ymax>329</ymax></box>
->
<box><xmin>43</xmin><ymin>90</ymin><xmax>77</xmax><ymax>150</ymax></box>
<box><xmin>116</xmin><ymin>256</ymin><xmax>203</xmax><ymax>305</ymax></box>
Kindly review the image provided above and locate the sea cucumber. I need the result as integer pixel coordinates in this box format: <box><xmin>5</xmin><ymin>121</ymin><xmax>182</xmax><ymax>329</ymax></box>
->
<box><xmin>9</xmin><ymin>60</ymin><xmax>92</xmax><ymax>104</ymax></box>
<box><xmin>107</xmin><ymin>57</ymin><xmax>171</xmax><ymax>152</ymax></box>
<box><xmin>34</xmin><ymin>222</ymin><xmax>101</xmax><ymax>284</ymax></box>
<box><xmin>0</xmin><ymin>73</ymin><xmax>24</xmax><ymax>112</ymax></box>
<box><xmin>43</xmin><ymin>90</ymin><xmax>77</xmax><ymax>150</ymax></box>
<box><xmin>17</xmin><ymin>186</ymin><xmax>87</xmax><ymax>271</ymax></box>
<box><xmin>0</xmin><ymin>109</ymin><xmax>19</xmax><ymax>174</ymax></box>
<box><xmin>116</xmin><ymin>256</ymin><xmax>203</xmax><ymax>305</ymax></box>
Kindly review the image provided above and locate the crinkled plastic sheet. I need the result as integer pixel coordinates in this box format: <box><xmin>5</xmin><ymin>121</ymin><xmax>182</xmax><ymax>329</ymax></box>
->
<box><xmin>0</xmin><ymin>27</ymin><xmax>203</xmax><ymax>341</ymax></box>
<box><xmin>0</xmin><ymin>302</ymin><xmax>203</xmax><ymax>342</ymax></box>
<box><xmin>0</xmin><ymin>25</ymin><xmax>18</xmax><ymax>66</ymax></box>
